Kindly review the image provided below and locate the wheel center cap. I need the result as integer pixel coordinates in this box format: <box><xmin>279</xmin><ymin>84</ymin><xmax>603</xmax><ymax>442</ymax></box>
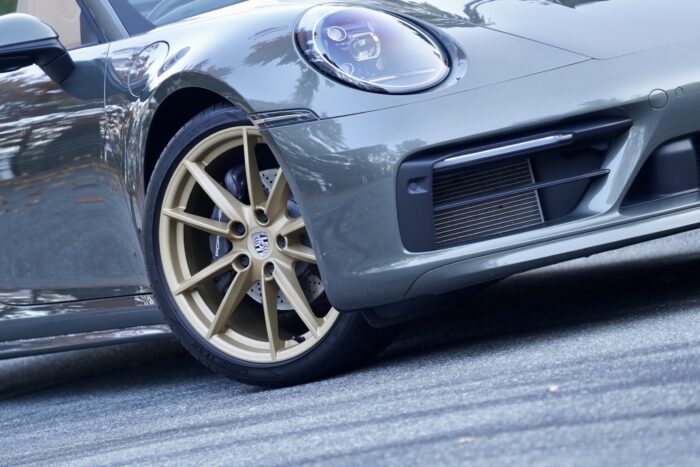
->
<box><xmin>250</xmin><ymin>231</ymin><xmax>270</xmax><ymax>258</ymax></box>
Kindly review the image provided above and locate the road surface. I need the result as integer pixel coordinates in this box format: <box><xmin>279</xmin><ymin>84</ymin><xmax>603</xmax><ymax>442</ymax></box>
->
<box><xmin>2</xmin><ymin>231</ymin><xmax>700</xmax><ymax>465</ymax></box>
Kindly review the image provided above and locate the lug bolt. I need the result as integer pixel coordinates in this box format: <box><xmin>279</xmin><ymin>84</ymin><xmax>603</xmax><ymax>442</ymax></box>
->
<box><xmin>264</xmin><ymin>262</ymin><xmax>275</xmax><ymax>276</ymax></box>
<box><xmin>277</xmin><ymin>235</ymin><xmax>287</xmax><ymax>249</ymax></box>
<box><xmin>232</xmin><ymin>221</ymin><xmax>246</xmax><ymax>236</ymax></box>
<box><xmin>255</xmin><ymin>209</ymin><xmax>268</xmax><ymax>224</ymax></box>
<box><xmin>239</xmin><ymin>255</ymin><xmax>250</xmax><ymax>268</ymax></box>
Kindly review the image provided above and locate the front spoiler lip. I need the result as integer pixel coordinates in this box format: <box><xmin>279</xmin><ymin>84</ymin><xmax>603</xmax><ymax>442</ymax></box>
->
<box><xmin>406</xmin><ymin>200</ymin><xmax>700</xmax><ymax>301</ymax></box>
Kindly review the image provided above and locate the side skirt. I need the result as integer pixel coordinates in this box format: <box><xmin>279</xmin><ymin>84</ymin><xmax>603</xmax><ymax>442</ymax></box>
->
<box><xmin>0</xmin><ymin>294</ymin><xmax>173</xmax><ymax>359</ymax></box>
<box><xmin>0</xmin><ymin>325</ymin><xmax>174</xmax><ymax>359</ymax></box>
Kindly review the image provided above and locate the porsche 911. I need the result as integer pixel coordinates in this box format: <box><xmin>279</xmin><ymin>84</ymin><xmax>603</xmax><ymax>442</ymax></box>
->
<box><xmin>1</xmin><ymin>0</ymin><xmax>699</xmax><ymax>385</ymax></box>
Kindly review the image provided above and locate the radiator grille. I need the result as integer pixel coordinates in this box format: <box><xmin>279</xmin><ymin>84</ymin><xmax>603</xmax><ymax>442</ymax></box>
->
<box><xmin>397</xmin><ymin>116</ymin><xmax>627</xmax><ymax>251</ymax></box>
<box><xmin>432</xmin><ymin>158</ymin><xmax>544</xmax><ymax>246</ymax></box>
<box><xmin>434</xmin><ymin>191</ymin><xmax>543</xmax><ymax>245</ymax></box>
<box><xmin>433</xmin><ymin>159</ymin><xmax>533</xmax><ymax>204</ymax></box>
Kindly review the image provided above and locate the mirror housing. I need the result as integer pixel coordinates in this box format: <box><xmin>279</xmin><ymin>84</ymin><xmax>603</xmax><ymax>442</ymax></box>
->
<box><xmin>0</xmin><ymin>13</ymin><xmax>74</xmax><ymax>82</ymax></box>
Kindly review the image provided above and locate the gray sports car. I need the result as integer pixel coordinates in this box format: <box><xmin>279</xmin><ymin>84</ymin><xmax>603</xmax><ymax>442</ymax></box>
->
<box><xmin>1</xmin><ymin>0</ymin><xmax>699</xmax><ymax>386</ymax></box>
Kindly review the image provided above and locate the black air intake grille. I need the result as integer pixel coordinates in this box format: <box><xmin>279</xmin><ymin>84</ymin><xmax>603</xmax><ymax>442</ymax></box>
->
<box><xmin>433</xmin><ymin>159</ymin><xmax>534</xmax><ymax>204</ymax></box>
<box><xmin>396</xmin><ymin>116</ymin><xmax>631</xmax><ymax>251</ymax></box>
<box><xmin>434</xmin><ymin>191</ymin><xmax>543</xmax><ymax>245</ymax></box>
<box><xmin>432</xmin><ymin>158</ymin><xmax>543</xmax><ymax>245</ymax></box>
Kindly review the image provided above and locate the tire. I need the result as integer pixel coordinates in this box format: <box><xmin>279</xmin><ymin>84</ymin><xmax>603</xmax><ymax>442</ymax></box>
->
<box><xmin>144</xmin><ymin>104</ymin><xmax>393</xmax><ymax>386</ymax></box>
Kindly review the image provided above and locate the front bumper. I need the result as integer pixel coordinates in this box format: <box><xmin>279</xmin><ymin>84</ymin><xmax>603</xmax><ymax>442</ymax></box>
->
<box><xmin>263</xmin><ymin>36</ymin><xmax>700</xmax><ymax>310</ymax></box>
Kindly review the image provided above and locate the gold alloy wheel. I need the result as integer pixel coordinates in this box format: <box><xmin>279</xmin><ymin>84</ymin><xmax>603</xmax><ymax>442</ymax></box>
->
<box><xmin>159</xmin><ymin>127</ymin><xmax>339</xmax><ymax>363</ymax></box>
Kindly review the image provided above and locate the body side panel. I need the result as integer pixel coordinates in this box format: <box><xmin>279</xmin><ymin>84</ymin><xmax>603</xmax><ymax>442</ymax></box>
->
<box><xmin>0</xmin><ymin>44</ymin><xmax>150</xmax><ymax>305</ymax></box>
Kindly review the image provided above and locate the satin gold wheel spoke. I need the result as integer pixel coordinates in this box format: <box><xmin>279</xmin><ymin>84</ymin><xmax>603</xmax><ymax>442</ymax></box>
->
<box><xmin>184</xmin><ymin>160</ymin><xmax>246</xmax><ymax>223</ymax></box>
<box><xmin>280</xmin><ymin>217</ymin><xmax>305</xmax><ymax>236</ymax></box>
<box><xmin>261</xmin><ymin>275</ymin><xmax>282</xmax><ymax>359</ymax></box>
<box><xmin>163</xmin><ymin>208</ymin><xmax>229</xmax><ymax>236</ymax></box>
<box><xmin>273</xmin><ymin>263</ymin><xmax>322</xmax><ymax>338</ymax></box>
<box><xmin>282</xmin><ymin>244</ymin><xmax>317</xmax><ymax>264</ymax></box>
<box><xmin>265</xmin><ymin>169</ymin><xmax>289</xmax><ymax>220</ymax></box>
<box><xmin>161</xmin><ymin>126</ymin><xmax>340</xmax><ymax>364</ymax></box>
<box><xmin>243</xmin><ymin>129</ymin><xmax>267</xmax><ymax>210</ymax></box>
<box><xmin>172</xmin><ymin>250</ymin><xmax>237</xmax><ymax>295</ymax></box>
<box><xmin>207</xmin><ymin>267</ymin><xmax>253</xmax><ymax>339</ymax></box>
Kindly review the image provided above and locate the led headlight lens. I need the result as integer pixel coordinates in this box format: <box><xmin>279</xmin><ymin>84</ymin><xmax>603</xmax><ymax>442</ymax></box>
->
<box><xmin>296</xmin><ymin>6</ymin><xmax>450</xmax><ymax>93</ymax></box>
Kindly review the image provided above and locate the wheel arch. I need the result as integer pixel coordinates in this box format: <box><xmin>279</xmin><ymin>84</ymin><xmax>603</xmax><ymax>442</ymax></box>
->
<box><xmin>142</xmin><ymin>74</ymin><xmax>251</xmax><ymax>191</ymax></box>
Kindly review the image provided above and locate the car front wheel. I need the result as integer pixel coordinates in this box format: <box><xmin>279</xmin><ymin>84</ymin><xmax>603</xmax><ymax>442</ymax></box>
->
<box><xmin>144</xmin><ymin>104</ymin><xmax>392</xmax><ymax>386</ymax></box>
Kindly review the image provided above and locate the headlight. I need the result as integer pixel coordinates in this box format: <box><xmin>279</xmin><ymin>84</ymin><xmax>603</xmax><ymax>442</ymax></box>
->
<box><xmin>296</xmin><ymin>5</ymin><xmax>450</xmax><ymax>94</ymax></box>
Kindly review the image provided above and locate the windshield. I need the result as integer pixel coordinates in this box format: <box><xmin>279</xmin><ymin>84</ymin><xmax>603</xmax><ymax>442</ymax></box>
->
<box><xmin>111</xmin><ymin>0</ymin><xmax>246</xmax><ymax>30</ymax></box>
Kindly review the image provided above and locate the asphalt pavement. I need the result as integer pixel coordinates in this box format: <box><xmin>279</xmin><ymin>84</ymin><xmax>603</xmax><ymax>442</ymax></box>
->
<box><xmin>2</xmin><ymin>230</ymin><xmax>700</xmax><ymax>466</ymax></box>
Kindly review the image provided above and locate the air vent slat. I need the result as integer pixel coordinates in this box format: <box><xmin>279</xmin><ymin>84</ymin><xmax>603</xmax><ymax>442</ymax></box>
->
<box><xmin>436</xmin><ymin>213</ymin><xmax>543</xmax><ymax>243</ymax></box>
<box><xmin>435</xmin><ymin>204</ymin><xmax>543</xmax><ymax>235</ymax></box>
<box><xmin>433</xmin><ymin>159</ymin><xmax>533</xmax><ymax>203</ymax></box>
<box><xmin>436</xmin><ymin>215</ymin><xmax>543</xmax><ymax>242</ymax></box>
<box><xmin>433</xmin><ymin>174</ymin><xmax>533</xmax><ymax>203</ymax></box>
<box><xmin>434</xmin><ymin>167</ymin><xmax>530</xmax><ymax>188</ymax></box>
<box><xmin>434</xmin><ymin>190</ymin><xmax>543</xmax><ymax>245</ymax></box>
<box><xmin>432</xmin><ymin>157</ymin><xmax>543</xmax><ymax>245</ymax></box>
<box><xmin>434</xmin><ymin>194</ymin><xmax>537</xmax><ymax>223</ymax></box>
<box><xmin>434</xmin><ymin>162</ymin><xmax>531</xmax><ymax>188</ymax></box>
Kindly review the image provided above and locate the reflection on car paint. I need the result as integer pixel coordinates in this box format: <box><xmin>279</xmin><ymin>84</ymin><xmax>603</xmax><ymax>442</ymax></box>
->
<box><xmin>0</xmin><ymin>46</ymin><xmax>150</xmax><ymax>306</ymax></box>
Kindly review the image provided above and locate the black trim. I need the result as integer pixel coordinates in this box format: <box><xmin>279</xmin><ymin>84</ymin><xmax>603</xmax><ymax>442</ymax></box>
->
<box><xmin>0</xmin><ymin>305</ymin><xmax>164</xmax><ymax>342</ymax></box>
<box><xmin>433</xmin><ymin>117</ymin><xmax>632</xmax><ymax>172</ymax></box>
<box><xmin>0</xmin><ymin>38</ymin><xmax>74</xmax><ymax>82</ymax></box>
<box><xmin>77</xmin><ymin>0</ymin><xmax>108</xmax><ymax>43</ymax></box>
<box><xmin>623</xmin><ymin>136</ymin><xmax>700</xmax><ymax>207</ymax></box>
<box><xmin>0</xmin><ymin>327</ymin><xmax>173</xmax><ymax>360</ymax></box>
<box><xmin>396</xmin><ymin>116</ymin><xmax>632</xmax><ymax>252</ymax></box>
<box><xmin>107</xmin><ymin>0</ymin><xmax>155</xmax><ymax>35</ymax></box>
<box><xmin>434</xmin><ymin>169</ymin><xmax>609</xmax><ymax>213</ymax></box>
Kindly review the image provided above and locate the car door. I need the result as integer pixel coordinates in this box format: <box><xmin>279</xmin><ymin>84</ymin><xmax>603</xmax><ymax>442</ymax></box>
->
<box><xmin>0</xmin><ymin>0</ymin><xmax>149</xmax><ymax>305</ymax></box>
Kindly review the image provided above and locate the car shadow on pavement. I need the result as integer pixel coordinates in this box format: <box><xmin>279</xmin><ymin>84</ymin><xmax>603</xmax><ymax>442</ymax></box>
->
<box><xmin>379</xmin><ymin>249</ymin><xmax>700</xmax><ymax>365</ymax></box>
<box><xmin>1</xmin><ymin>237</ymin><xmax>699</xmax><ymax>398</ymax></box>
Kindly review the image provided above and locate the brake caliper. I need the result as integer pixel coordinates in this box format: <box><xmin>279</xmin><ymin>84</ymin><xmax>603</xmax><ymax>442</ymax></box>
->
<box><xmin>208</xmin><ymin>166</ymin><xmax>247</xmax><ymax>293</ymax></box>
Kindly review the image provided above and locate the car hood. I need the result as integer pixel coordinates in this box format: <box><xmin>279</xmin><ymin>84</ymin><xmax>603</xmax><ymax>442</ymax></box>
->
<box><xmin>363</xmin><ymin>0</ymin><xmax>700</xmax><ymax>59</ymax></box>
<box><xmin>137</xmin><ymin>0</ymin><xmax>700</xmax><ymax>119</ymax></box>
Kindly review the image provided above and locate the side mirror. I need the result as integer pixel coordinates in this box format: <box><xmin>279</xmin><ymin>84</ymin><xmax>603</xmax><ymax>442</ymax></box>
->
<box><xmin>0</xmin><ymin>13</ymin><xmax>75</xmax><ymax>82</ymax></box>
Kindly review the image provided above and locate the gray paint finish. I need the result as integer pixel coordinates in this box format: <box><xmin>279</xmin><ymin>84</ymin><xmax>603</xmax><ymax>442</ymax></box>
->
<box><xmin>467</xmin><ymin>0</ymin><xmax>700</xmax><ymax>59</ymax></box>
<box><xmin>0</xmin><ymin>13</ymin><xmax>58</xmax><ymax>47</ymax></box>
<box><xmin>0</xmin><ymin>44</ymin><xmax>150</xmax><ymax>306</ymax></box>
<box><xmin>263</xmin><ymin>32</ymin><xmax>700</xmax><ymax>308</ymax></box>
